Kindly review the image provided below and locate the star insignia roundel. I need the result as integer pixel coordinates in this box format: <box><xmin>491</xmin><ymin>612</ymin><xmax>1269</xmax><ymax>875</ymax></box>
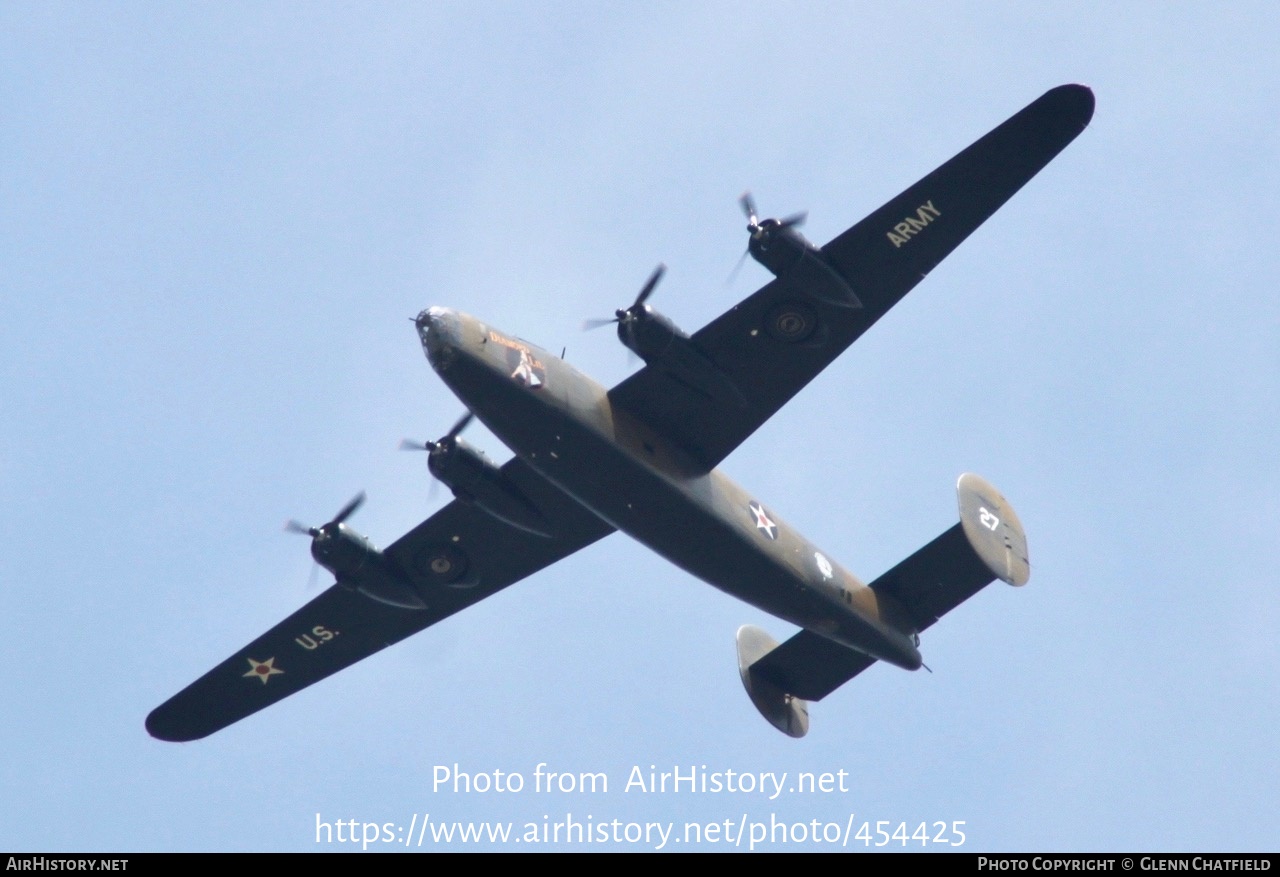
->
<box><xmin>748</xmin><ymin>501</ymin><xmax>778</xmax><ymax>540</ymax></box>
<box><xmin>243</xmin><ymin>656</ymin><xmax>284</xmax><ymax>684</ymax></box>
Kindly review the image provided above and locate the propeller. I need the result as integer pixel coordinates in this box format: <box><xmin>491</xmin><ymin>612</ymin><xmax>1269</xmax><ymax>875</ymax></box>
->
<box><xmin>285</xmin><ymin>491</ymin><xmax>366</xmax><ymax>539</ymax></box>
<box><xmin>400</xmin><ymin>411</ymin><xmax>476</xmax><ymax>501</ymax></box>
<box><xmin>728</xmin><ymin>193</ymin><xmax>807</xmax><ymax>283</ymax></box>
<box><xmin>399</xmin><ymin>411</ymin><xmax>474</xmax><ymax>456</ymax></box>
<box><xmin>285</xmin><ymin>492</ymin><xmax>366</xmax><ymax>587</ymax></box>
<box><xmin>740</xmin><ymin>192</ymin><xmax>807</xmax><ymax>238</ymax></box>
<box><xmin>582</xmin><ymin>264</ymin><xmax>666</xmax><ymax>332</ymax></box>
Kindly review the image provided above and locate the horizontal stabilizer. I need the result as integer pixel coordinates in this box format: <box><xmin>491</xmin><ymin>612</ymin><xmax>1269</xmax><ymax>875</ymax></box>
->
<box><xmin>737</xmin><ymin>474</ymin><xmax>1029</xmax><ymax>725</ymax></box>
<box><xmin>745</xmin><ymin>627</ymin><xmax>877</xmax><ymax>703</ymax></box>
<box><xmin>872</xmin><ymin>473</ymin><xmax>1029</xmax><ymax>634</ymax></box>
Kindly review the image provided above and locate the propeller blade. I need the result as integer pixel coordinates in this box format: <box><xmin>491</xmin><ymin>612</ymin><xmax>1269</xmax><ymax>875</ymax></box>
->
<box><xmin>331</xmin><ymin>491</ymin><xmax>366</xmax><ymax>526</ymax></box>
<box><xmin>583</xmin><ymin>265</ymin><xmax>663</xmax><ymax>332</ymax></box>
<box><xmin>740</xmin><ymin>192</ymin><xmax>805</xmax><ymax>235</ymax></box>
<box><xmin>726</xmin><ymin>246</ymin><xmax>751</xmax><ymax>285</ymax></box>
<box><xmin>284</xmin><ymin>519</ymin><xmax>314</xmax><ymax>536</ymax></box>
<box><xmin>633</xmin><ymin>264</ymin><xmax>666</xmax><ymax>308</ymax></box>
<box><xmin>403</xmin><ymin>411</ymin><xmax>472</xmax><ymax>453</ymax></box>
<box><xmin>445</xmin><ymin>411</ymin><xmax>474</xmax><ymax>441</ymax></box>
<box><xmin>582</xmin><ymin>317</ymin><xmax>619</xmax><ymax>331</ymax></box>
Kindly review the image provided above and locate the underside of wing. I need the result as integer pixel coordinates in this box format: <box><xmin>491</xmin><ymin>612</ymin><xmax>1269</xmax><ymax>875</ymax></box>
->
<box><xmin>146</xmin><ymin>582</ymin><xmax>443</xmax><ymax>742</ymax></box>
<box><xmin>610</xmin><ymin>85</ymin><xmax>1094</xmax><ymax>469</ymax></box>
<box><xmin>146</xmin><ymin>460</ymin><xmax>612</xmax><ymax>741</ymax></box>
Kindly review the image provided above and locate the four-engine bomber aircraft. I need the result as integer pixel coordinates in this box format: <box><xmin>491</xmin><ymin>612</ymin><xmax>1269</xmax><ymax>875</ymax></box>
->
<box><xmin>147</xmin><ymin>84</ymin><xmax>1094</xmax><ymax>740</ymax></box>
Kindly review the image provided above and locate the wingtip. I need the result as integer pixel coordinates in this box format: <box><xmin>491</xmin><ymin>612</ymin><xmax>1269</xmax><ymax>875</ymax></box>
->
<box><xmin>1049</xmin><ymin>83</ymin><xmax>1096</xmax><ymax>126</ymax></box>
<box><xmin>145</xmin><ymin>706</ymin><xmax>206</xmax><ymax>743</ymax></box>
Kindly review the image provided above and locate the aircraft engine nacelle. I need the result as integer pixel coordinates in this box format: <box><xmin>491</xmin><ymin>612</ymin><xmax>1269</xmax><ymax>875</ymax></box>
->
<box><xmin>749</xmin><ymin>227</ymin><xmax>862</xmax><ymax>310</ymax></box>
<box><xmin>429</xmin><ymin>437</ymin><xmax>553</xmax><ymax>538</ymax></box>
<box><xmin>616</xmin><ymin>303</ymin><xmax>680</xmax><ymax>362</ymax></box>
<box><xmin>309</xmin><ymin>522</ymin><xmax>377</xmax><ymax>577</ymax></box>
<box><xmin>311</xmin><ymin>523</ymin><xmax>427</xmax><ymax>610</ymax></box>
<box><xmin>620</xmin><ymin>306</ymin><xmax>746</xmax><ymax>407</ymax></box>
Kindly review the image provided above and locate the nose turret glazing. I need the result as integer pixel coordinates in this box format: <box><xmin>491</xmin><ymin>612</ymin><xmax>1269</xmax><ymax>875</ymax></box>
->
<box><xmin>415</xmin><ymin>306</ymin><xmax>455</xmax><ymax>366</ymax></box>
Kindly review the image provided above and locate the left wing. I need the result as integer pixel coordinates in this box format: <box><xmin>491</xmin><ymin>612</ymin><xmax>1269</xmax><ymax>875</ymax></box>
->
<box><xmin>610</xmin><ymin>85</ymin><xmax>1094</xmax><ymax>469</ymax></box>
<box><xmin>146</xmin><ymin>460</ymin><xmax>612</xmax><ymax>741</ymax></box>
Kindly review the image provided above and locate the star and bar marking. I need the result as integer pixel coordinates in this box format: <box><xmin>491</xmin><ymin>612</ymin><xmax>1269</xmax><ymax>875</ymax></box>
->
<box><xmin>243</xmin><ymin>657</ymin><xmax>284</xmax><ymax>684</ymax></box>
<box><xmin>748</xmin><ymin>501</ymin><xmax>778</xmax><ymax>540</ymax></box>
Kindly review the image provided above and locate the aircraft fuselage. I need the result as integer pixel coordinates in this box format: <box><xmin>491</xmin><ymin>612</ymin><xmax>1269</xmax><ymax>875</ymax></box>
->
<box><xmin>417</xmin><ymin>306</ymin><xmax>923</xmax><ymax>672</ymax></box>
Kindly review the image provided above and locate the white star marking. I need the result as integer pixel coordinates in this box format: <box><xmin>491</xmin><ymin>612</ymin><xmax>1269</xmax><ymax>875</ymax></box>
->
<box><xmin>748</xmin><ymin>501</ymin><xmax>778</xmax><ymax>540</ymax></box>
<box><xmin>243</xmin><ymin>656</ymin><xmax>284</xmax><ymax>684</ymax></box>
<box><xmin>814</xmin><ymin>551</ymin><xmax>833</xmax><ymax>579</ymax></box>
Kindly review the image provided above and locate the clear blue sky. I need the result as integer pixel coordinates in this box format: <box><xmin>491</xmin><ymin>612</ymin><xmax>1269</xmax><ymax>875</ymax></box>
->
<box><xmin>2</xmin><ymin>2</ymin><xmax>1277</xmax><ymax>851</ymax></box>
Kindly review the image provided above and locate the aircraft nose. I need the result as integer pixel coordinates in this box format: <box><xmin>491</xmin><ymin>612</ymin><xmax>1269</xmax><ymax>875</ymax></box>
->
<box><xmin>414</xmin><ymin>306</ymin><xmax>455</xmax><ymax>364</ymax></box>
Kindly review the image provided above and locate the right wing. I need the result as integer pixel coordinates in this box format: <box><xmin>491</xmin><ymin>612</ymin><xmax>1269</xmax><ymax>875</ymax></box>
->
<box><xmin>146</xmin><ymin>460</ymin><xmax>612</xmax><ymax>741</ymax></box>
<box><xmin>610</xmin><ymin>84</ymin><xmax>1094</xmax><ymax>470</ymax></box>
